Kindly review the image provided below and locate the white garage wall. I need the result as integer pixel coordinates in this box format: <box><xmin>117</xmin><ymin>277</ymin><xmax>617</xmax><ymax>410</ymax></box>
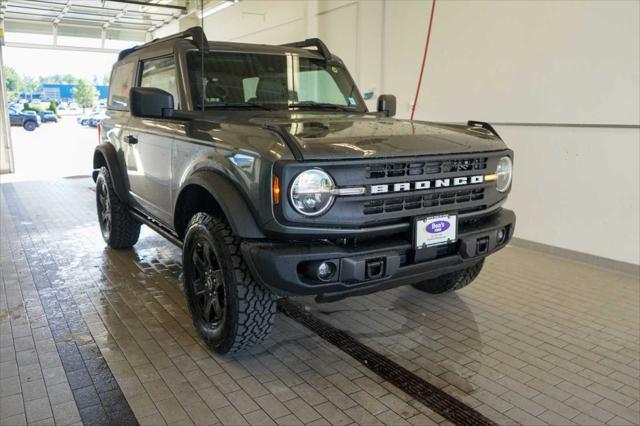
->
<box><xmin>178</xmin><ymin>0</ymin><xmax>640</xmax><ymax>266</ymax></box>
<box><xmin>381</xmin><ymin>0</ymin><xmax>640</xmax><ymax>266</ymax></box>
<box><xmin>202</xmin><ymin>0</ymin><xmax>307</xmax><ymax>44</ymax></box>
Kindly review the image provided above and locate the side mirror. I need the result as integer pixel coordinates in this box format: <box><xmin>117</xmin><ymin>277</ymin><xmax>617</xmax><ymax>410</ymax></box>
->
<box><xmin>130</xmin><ymin>87</ymin><xmax>174</xmax><ymax>118</ymax></box>
<box><xmin>377</xmin><ymin>94</ymin><xmax>396</xmax><ymax>117</ymax></box>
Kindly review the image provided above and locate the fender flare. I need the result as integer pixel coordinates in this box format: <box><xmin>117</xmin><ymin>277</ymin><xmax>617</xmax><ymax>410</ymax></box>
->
<box><xmin>92</xmin><ymin>144</ymin><xmax>128</xmax><ymax>202</ymax></box>
<box><xmin>177</xmin><ymin>170</ymin><xmax>265</xmax><ymax>239</ymax></box>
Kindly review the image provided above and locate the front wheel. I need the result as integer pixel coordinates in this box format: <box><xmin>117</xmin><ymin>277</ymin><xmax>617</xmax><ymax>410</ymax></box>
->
<box><xmin>23</xmin><ymin>121</ymin><xmax>36</xmax><ymax>131</ymax></box>
<box><xmin>412</xmin><ymin>260</ymin><xmax>484</xmax><ymax>294</ymax></box>
<box><xmin>95</xmin><ymin>166</ymin><xmax>141</xmax><ymax>249</ymax></box>
<box><xmin>183</xmin><ymin>213</ymin><xmax>276</xmax><ymax>354</ymax></box>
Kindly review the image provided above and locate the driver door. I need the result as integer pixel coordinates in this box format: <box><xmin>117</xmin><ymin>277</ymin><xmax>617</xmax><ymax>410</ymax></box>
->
<box><xmin>123</xmin><ymin>56</ymin><xmax>181</xmax><ymax>225</ymax></box>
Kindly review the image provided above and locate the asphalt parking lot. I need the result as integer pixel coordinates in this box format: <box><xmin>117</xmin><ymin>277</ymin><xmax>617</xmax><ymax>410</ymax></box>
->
<box><xmin>7</xmin><ymin>113</ymin><xmax>97</xmax><ymax>181</ymax></box>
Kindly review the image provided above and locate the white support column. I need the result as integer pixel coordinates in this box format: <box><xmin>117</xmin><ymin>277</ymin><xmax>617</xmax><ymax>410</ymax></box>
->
<box><xmin>306</xmin><ymin>0</ymin><xmax>318</xmax><ymax>39</ymax></box>
<box><xmin>0</xmin><ymin>22</ymin><xmax>15</xmax><ymax>174</ymax></box>
<box><xmin>53</xmin><ymin>24</ymin><xmax>58</xmax><ymax>46</ymax></box>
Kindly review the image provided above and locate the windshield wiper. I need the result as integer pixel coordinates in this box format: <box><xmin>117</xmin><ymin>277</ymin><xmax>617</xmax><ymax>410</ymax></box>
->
<box><xmin>288</xmin><ymin>101</ymin><xmax>354</xmax><ymax>112</ymax></box>
<box><xmin>200</xmin><ymin>102</ymin><xmax>273</xmax><ymax>111</ymax></box>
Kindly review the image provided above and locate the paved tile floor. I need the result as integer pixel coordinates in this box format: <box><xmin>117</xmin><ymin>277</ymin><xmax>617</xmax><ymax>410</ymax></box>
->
<box><xmin>1</xmin><ymin>178</ymin><xmax>638</xmax><ymax>426</ymax></box>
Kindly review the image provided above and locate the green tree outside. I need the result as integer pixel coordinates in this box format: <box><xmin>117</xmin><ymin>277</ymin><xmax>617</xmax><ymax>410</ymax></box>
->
<box><xmin>3</xmin><ymin>66</ymin><xmax>23</xmax><ymax>92</ymax></box>
<box><xmin>22</xmin><ymin>102</ymin><xmax>43</xmax><ymax>113</ymax></box>
<box><xmin>62</xmin><ymin>74</ymin><xmax>78</xmax><ymax>84</ymax></box>
<box><xmin>48</xmin><ymin>100</ymin><xmax>60</xmax><ymax>118</ymax></box>
<box><xmin>23</xmin><ymin>76</ymin><xmax>39</xmax><ymax>101</ymax></box>
<box><xmin>72</xmin><ymin>79</ymin><xmax>99</xmax><ymax>112</ymax></box>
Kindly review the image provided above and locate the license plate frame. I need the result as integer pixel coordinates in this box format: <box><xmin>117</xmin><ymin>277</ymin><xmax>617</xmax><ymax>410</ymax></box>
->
<box><xmin>415</xmin><ymin>214</ymin><xmax>458</xmax><ymax>250</ymax></box>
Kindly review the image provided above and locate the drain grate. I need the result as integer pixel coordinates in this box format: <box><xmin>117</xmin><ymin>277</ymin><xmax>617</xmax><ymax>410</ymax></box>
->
<box><xmin>279</xmin><ymin>299</ymin><xmax>497</xmax><ymax>426</ymax></box>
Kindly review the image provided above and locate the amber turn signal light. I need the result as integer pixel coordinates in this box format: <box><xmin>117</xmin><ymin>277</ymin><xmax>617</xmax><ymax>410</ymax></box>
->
<box><xmin>273</xmin><ymin>176</ymin><xmax>280</xmax><ymax>205</ymax></box>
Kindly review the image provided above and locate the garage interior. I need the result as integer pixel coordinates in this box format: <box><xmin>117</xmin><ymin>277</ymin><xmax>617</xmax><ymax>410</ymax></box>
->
<box><xmin>1</xmin><ymin>1</ymin><xmax>639</xmax><ymax>426</ymax></box>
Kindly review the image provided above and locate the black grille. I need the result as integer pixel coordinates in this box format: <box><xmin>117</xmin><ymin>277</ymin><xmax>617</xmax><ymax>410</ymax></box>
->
<box><xmin>365</xmin><ymin>158</ymin><xmax>487</xmax><ymax>179</ymax></box>
<box><xmin>363</xmin><ymin>188</ymin><xmax>485</xmax><ymax>215</ymax></box>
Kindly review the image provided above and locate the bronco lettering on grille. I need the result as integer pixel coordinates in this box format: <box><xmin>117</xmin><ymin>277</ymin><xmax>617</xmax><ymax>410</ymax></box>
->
<box><xmin>370</xmin><ymin>175</ymin><xmax>484</xmax><ymax>194</ymax></box>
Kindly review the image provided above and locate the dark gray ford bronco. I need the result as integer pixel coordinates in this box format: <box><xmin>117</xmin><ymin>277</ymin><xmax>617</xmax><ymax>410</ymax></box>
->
<box><xmin>93</xmin><ymin>27</ymin><xmax>515</xmax><ymax>353</ymax></box>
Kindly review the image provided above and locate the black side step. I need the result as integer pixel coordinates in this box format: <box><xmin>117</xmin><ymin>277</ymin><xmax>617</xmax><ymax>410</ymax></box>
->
<box><xmin>129</xmin><ymin>209</ymin><xmax>183</xmax><ymax>248</ymax></box>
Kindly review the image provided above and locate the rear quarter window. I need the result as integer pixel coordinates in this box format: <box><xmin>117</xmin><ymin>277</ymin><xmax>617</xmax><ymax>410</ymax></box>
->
<box><xmin>108</xmin><ymin>61</ymin><xmax>135</xmax><ymax>110</ymax></box>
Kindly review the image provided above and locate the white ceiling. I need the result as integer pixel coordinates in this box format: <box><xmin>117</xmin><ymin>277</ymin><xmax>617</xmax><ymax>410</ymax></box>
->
<box><xmin>1</xmin><ymin>0</ymin><xmax>190</xmax><ymax>41</ymax></box>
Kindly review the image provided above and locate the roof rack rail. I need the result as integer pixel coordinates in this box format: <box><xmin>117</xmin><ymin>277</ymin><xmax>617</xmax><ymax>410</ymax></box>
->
<box><xmin>118</xmin><ymin>26</ymin><xmax>209</xmax><ymax>61</ymax></box>
<box><xmin>281</xmin><ymin>38</ymin><xmax>331</xmax><ymax>61</ymax></box>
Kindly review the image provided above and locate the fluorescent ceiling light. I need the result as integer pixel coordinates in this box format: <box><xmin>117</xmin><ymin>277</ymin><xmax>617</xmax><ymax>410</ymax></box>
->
<box><xmin>201</xmin><ymin>0</ymin><xmax>238</xmax><ymax>18</ymax></box>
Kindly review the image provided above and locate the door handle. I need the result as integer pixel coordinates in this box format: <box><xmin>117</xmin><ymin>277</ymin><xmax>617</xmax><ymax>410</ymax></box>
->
<box><xmin>125</xmin><ymin>135</ymin><xmax>138</xmax><ymax>144</ymax></box>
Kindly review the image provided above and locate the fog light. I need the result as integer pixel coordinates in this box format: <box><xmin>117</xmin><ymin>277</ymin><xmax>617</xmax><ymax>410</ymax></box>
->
<box><xmin>317</xmin><ymin>262</ymin><xmax>336</xmax><ymax>281</ymax></box>
<box><xmin>497</xmin><ymin>228</ymin><xmax>507</xmax><ymax>245</ymax></box>
<box><xmin>301</xmin><ymin>260</ymin><xmax>338</xmax><ymax>283</ymax></box>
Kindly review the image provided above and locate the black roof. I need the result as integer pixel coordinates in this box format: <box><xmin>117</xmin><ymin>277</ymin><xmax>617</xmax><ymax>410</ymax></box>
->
<box><xmin>117</xmin><ymin>26</ymin><xmax>333</xmax><ymax>63</ymax></box>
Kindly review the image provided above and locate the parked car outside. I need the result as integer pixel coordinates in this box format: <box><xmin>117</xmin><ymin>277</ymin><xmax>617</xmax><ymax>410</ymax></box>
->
<box><xmin>88</xmin><ymin>112</ymin><xmax>106</xmax><ymax>127</ymax></box>
<box><xmin>40</xmin><ymin>111</ymin><xmax>58</xmax><ymax>123</ymax></box>
<box><xmin>78</xmin><ymin>110</ymin><xmax>106</xmax><ymax>126</ymax></box>
<box><xmin>9</xmin><ymin>109</ymin><xmax>40</xmax><ymax>131</ymax></box>
<box><xmin>78</xmin><ymin>112</ymin><xmax>99</xmax><ymax>125</ymax></box>
<box><xmin>78</xmin><ymin>115</ymin><xmax>87</xmax><ymax>125</ymax></box>
<box><xmin>22</xmin><ymin>111</ymin><xmax>41</xmax><ymax>122</ymax></box>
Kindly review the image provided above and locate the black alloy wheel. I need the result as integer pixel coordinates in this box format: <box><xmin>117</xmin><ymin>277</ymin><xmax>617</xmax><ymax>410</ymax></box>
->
<box><xmin>183</xmin><ymin>213</ymin><xmax>277</xmax><ymax>353</ymax></box>
<box><xmin>94</xmin><ymin>166</ymin><xmax>140</xmax><ymax>249</ymax></box>
<box><xmin>97</xmin><ymin>178</ymin><xmax>112</xmax><ymax>241</ymax></box>
<box><xmin>190</xmin><ymin>239</ymin><xmax>227</xmax><ymax>333</ymax></box>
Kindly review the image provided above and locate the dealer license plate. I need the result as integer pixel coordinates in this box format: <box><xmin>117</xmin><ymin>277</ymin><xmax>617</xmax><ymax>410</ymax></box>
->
<box><xmin>415</xmin><ymin>214</ymin><xmax>457</xmax><ymax>249</ymax></box>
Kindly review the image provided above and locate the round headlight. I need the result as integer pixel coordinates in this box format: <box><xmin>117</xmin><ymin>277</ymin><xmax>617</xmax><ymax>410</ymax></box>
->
<box><xmin>290</xmin><ymin>169</ymin><xmax>335</xmax><ymax>216</ymax></box>
<box><xmin>496</xmin><ymin>156</ymin><xmax>513</xmax><ymax>192</ymax></box>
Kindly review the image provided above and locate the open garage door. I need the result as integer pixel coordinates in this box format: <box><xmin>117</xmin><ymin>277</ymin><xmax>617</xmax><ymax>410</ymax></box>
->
<box><xmin>0</xmin><ymin>0</ymin><xmax>188</xmax><ymax>177</ymax></box>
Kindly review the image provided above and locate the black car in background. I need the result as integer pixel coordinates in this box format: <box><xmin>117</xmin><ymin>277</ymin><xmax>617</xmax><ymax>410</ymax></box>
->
<box><xmin>88</xmin><ymin>112</ymin><xmax>106</xmax><ymax>127</ymax></box>
<box><xmin>9</xmin><ymin>109</ymin><xmax>40</xmax><ymax>131</ymax></box>
<box><xmin>78</xmin><ymin>111</ymin><xmax>105</xmax><ymax>126</ymax></box>
<box><xmin>40</xmin><ymin>110</ymin><xmax>58</xmax><ymax>123</ymax></box>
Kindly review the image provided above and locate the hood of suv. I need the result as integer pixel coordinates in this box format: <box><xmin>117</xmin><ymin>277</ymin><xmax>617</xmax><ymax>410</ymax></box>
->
<box><xmin>251</xmin><ymin>114</ymin><xmax>507</xmax><ymax>160</ymax></box>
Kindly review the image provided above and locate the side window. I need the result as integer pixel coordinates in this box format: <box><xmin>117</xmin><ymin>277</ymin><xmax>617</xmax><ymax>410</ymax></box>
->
<box><xmin>108</xmin><ymin>62</ymin><xmax>135</xmax><ymax>110</ymax></box>
<box><xmin>140</xmin><ymin>56</ymin><xmax>180</xmax><ymax>109</ymax></box>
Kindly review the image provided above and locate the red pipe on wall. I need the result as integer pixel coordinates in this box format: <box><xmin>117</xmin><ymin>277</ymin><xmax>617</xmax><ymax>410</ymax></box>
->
<box><xmin>410</xmin><ymin>0</ymin><xmax>437</xmax><ymax>121</ymax></box>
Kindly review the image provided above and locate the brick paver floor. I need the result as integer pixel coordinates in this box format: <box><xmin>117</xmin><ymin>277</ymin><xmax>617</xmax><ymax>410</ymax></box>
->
<box><xmin>1</xmin><ymin>178</ymin><xmax>638</xmax><ymax>425</ymax></box>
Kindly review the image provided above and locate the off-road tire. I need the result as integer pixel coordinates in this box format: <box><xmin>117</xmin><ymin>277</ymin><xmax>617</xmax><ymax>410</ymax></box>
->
<box><xmin>183</xmin><ymin>213</ymin><xmax>277</xmax><ymax>354</ymax></box>
<box><xmin>23</xmin><ymin>120</ymin><xmax>36</xmax><ymax>131</ymax></box>
<box><xmin>95</xmin><ymin>166</ymin><xmax>141</xmax><ymax>249</ymax></box>
<box><xmin>412</xmin><ymin>260</ymin><xmax>484</xmax><ymax>294</ymax></box>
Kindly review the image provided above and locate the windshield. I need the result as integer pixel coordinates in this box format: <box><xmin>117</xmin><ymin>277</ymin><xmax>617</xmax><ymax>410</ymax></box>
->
<box><xmin>187</xmin><ymin>51</ymin><xmax>366</xmax><ymax>112</ymax></box>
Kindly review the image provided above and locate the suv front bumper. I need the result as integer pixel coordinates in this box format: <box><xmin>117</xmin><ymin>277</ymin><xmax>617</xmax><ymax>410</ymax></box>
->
<box><xmin>242</xmin><ymin>208</ymin><xmax>515</xmax><ymax>302</ymax></box>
